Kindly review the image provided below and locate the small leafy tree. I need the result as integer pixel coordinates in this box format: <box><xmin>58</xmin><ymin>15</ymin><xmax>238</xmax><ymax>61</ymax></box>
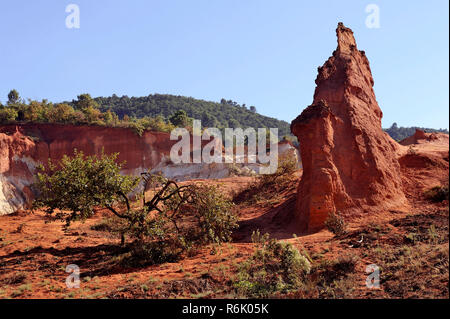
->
<box><xmin>7</xmin><ymin>89</ymin><xmax>20</xmax><ymax>105</ymax></box>
<box><xmin>33</xmin><ymin>150</ymin><xmax>139</xmax><ymax>226</ymax></box>
<box><xmin>34</xmin><ymin>151</ymin><xmax>237</xmax><ymax>262</ymax></box>
<box><xmin>73</xmin><ymin>93</ymin><xmax>99</xmax><ymax>110</ymax></box>
<box><xmin>47</xmin><ymin>104</ymin><xmax>76</xmax><ymax>123</ymax></box>
<box><xmin>169</xmin><ymin>110</ymin><xmax>189</xmax><ymax>127</ymax></box>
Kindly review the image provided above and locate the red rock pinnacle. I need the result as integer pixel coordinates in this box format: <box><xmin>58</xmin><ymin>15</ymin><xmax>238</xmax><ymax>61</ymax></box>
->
<box><xmin>291</xmin><ymin>23</ymin><xmax>407</xmax><ymax>232</ymax></box>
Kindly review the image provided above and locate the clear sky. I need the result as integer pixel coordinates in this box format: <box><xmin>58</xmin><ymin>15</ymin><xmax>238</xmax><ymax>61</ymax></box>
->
<box><xmin>0</xmin><ymin>0</ymin><xmax>448</xmax><ymax>129</ymax></box>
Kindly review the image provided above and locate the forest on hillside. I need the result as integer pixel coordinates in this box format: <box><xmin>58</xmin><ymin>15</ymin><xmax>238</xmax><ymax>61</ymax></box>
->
<box><xmin>1</xmin><ymin>90</ymin><xmax>448</xmax><ymax>142</ymax></box>
<box><xmin>92</xmin><ymin>94</ymin><xmax>449</xmax><ymax>142</ymax></box>
<box><xmin>384</xmin><ymin>123</ymin><xmax>449</xmax><ymax>141</ymax></box>
<box><xmin>92</xmin><ymin>94</ymin><xmax>292</xmax><ymax>138</ymax></box>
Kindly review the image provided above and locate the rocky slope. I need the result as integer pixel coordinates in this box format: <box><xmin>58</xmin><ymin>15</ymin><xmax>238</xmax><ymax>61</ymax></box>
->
<box><xmin>291</xmin><ymin>23</ymin><xmax>408</xmax><ymax>232</ymax></box>
<box><xmin>399</xmin><ymin>129</ymin><xmax>449</xmax><ymax>156</ymax></box>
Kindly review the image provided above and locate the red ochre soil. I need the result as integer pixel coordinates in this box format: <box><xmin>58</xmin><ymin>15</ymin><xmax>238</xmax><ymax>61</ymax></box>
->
<box><xmin>0</xmin><ymin>132</ymin><xmax>448</xmax><ymax>298</ymax></box>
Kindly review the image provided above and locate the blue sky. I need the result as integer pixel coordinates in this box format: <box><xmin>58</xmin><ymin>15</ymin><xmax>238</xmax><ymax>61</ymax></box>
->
<box><xmin>0</xmin><ymin>0</ymin><xmax>448</xmax><ymax>129</ymax></box>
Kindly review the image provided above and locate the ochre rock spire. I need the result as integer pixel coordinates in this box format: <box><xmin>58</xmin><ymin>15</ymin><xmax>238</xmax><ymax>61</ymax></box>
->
<box><xmin>291</xmin><ymin>23</ymin><xmax>407</xmax><ymax>232</ymax></box>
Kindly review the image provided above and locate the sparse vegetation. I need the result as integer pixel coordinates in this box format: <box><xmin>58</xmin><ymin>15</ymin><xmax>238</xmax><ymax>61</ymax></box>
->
<box><xmin>305</xmin><ymin>254</ymin><xmax>359</xmax><ymax>299</ymax></box>
<box><xmin>1</xmin><ymin>272</ymin><xmax>28</xmax><ymax>286</ymax></box>
<box><xmin>424</xmin><ymin>184</ymin><xmax>449</xmax><ymax>202</ymax></box>
<box><xmin>407</xmin><ymin>145</ymin><xmax>418</xmax><ymax>155</ymax></box>
<box><xmin>232</xmin><ymin>155</ymin><xmax>297</xmax><ymax>205</ymax></box>
<box><xmin>369</xmin><ymin>244</ymin><xmax>448</xmax><ymax>298</ymax></box>
<box><xmin>10</xmin><ymin>283</ymin><xmax>33</xmax><ymax>297</ymax></box>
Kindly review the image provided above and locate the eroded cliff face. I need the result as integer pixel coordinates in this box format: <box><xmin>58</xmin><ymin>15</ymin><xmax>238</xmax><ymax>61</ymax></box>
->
<box><xmin>0</xmin><ymin>128</ymin><xmax>38</xmax><ymax>214</ymax></box>
<box><xmin>291</xmin><ymin>23</ymin><xmax>407</xmax><ymax>232</ymax></box>
<box><xmin>0</xmin><ymin>124</ymin><xmax>177</xmax><ymax>214</ymax></box>
<box><xmin>0</xmin><ymin>123</ymin><xmax>300</xmax><ymax>215</ymax></box>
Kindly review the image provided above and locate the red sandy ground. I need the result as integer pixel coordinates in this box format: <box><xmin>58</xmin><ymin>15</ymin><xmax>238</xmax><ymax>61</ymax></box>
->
<box><xmin>0</xmin><ymin>140</ymin><xmax>448</xmax><ymax>299</ymax></box>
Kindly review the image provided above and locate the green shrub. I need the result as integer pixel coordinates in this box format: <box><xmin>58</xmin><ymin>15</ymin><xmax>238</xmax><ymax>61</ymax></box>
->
<box><xmin>33</xmin><ymin>150</ymin><xmax>139</xmax><ymax>225</ymax></box>
<box><xmin>0</xmin><ymin>107</ymin><xmax>18</xmax><ymax>122</ymax></box>
<box><xmin>105</xmin><ymin>181</ymin><xmax>237</xmax><ymax>261</ymax></box>
<box><xmin>234</xmin><ymin>231</ymin><xmax>311</xmax><ymax>298</ymax></box>
<box><xmin>324</xmin><ymin>212</ymin><xmax>347</xmax><ymax>237</ymax></box>
<box><xmin>186</xmin><ymin>184</ymin><xmax>237</xmax><ymax>244</ymax></box>
<box><xmin>124</xmin><ymin>121</ymin><xmax>145</xmax><ymax>136</ymax></box>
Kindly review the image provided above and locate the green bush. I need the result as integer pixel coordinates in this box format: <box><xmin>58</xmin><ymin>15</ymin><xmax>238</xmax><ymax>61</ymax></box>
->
<box><xmin>124</xmin><ymin>121</ymin><xmax>145</xmax><ymax>136</ymax></box>
<box><xmin>234</xmin><ymin>231</ymin><xmax>311</xmax><ymax>298</ymax></box>
<box><xmin>324</xmin><ymin>212</ymin><xmax>347</xmax><ymax>237</ymax></box>
<box><xmin>0</xmin><ymin>107</ymin><xmax>18</xmax><ymax>123</ymax></box>
<box><xmin>105</xmin><ymin>180</ymin><xmax>237</xmax><ymax>250</ymax></box>
<box><xmin>33</xmin><ymin>150</ymin><xmax>139</xmax><ymax>225</ymax></box>
<box><xmin>187</xmin><ymin>184</ymin><xmax>237</xmax><ymax>244</ymax></box>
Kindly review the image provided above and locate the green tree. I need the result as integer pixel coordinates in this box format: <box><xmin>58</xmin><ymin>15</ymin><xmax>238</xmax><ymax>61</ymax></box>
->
<box><xmin>0</xmin><ymin>107</ymin><xmax>18</xmax><ymax>123</ymax></box>
<box><xmin>24</xmin><ymin>100</ymin><xmax>45</xmax><ymax>122</ymax></box>
<box><xmin>7</xmin><ymin>89</ymin><xmax>20</xmax><ymax>105</ymax></box>
<box><xmin>47</xmin><ymin>104</ymin><xmax>75</xmax><ymax>123</ymax></box>
<box><xmin>33</xmin><ymin>150</ymin><xmax>139</xmax><ymax>225</ymax></box>
<box><xmin>201</xmin><ymin>112</ymin><xmax>219</xmax><ymax>127</ymax></box>
<box><xmin>104</xmin><ymin>110</ymin><xmax>119</xmax><ymax>126</ymax></box>
<box><xmin>33</xmin><ymin>151</ymin><xmax>238</xmax><ymax>251</ymax></box>
<box><xmin>73</xmin><ymin>93</ymin><xmax>99</xmax><ymax>110</ymax></box>
<box><xmin>82</xmin><ymin>105</ymin><xmax>103</xmax><ymax>124</ymax></box>
<box><xmin>169</xmin><ymin>110</ymin><xmax>189</xmax><ymax>127</ymax></box>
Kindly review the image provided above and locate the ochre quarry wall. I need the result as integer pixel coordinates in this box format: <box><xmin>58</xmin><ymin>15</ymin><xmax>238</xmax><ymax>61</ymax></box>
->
<box><xmin>0</xmin><ymin>123</ymin><xmax>176</xmax><ymax>215</ymax></box>
<box><xmin>0</xmin><ymin>123</ymin><xmax>300</xmax><ymax>215</ymax></box>
<box><xmin>290</xmin><ymin>23</ymin><xmax>407</xmax><ymax>232</ymax></box>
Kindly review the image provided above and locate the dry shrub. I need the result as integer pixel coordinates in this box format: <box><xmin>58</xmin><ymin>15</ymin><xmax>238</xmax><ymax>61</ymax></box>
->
<box><xmin>424</xmin><ymin>184</ymin><xmax>449</xmax><ymax>202</ymax></box>
<box><xmin>324</xmin><ymin>212</ymin><xmax>347</xmax><ymax>237</ymax></box>
<box><xmin>232</xmin><ymin>156</ymin><xmax>297</xmax><ymax>205</ymax></box>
